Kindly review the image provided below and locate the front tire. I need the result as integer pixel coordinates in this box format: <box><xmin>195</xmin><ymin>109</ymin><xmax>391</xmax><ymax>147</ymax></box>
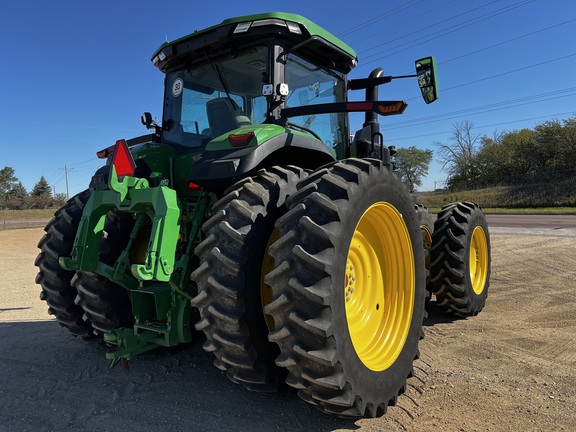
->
<box><xmin>265</xmin><ymin>158</ymin><xmax>426</xmax><ymax>417</ymax></box>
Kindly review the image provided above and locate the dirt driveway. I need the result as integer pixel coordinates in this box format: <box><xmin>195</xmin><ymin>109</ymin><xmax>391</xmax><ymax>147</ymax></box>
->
<box><xmin>0</xmin><ymin>228</ymin><xmax>574</xmax><ymax>431</ymax></box>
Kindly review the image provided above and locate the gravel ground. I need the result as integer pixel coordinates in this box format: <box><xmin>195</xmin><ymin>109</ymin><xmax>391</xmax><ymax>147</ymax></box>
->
<box><xmin>0</xmin><ymin>228</ymin><xmax>574</xmax><ymax>431</ymax></box>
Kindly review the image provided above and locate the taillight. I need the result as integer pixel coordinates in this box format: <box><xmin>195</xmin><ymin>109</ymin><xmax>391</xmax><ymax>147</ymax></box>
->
<box><xmin>111</xmin><ymin>139</ymin><xmax>136</xmax><ymax>178</ymax></box>
<box><xmin>188</xmin><ymin>181</ymin><xmax>202</xmax><ymax>191</ymax></box>
<box><xmin>228</xmin><ymin>132</ymin><xmax>254</xmax><ymax>147</ymax></box>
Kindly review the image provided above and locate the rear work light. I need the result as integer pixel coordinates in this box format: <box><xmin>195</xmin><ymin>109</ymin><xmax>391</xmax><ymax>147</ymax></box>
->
<box><xmin>111</xmin><ymin>139</ymin><xmax>136</xmax><ymax>178</ymax></box>
<box><xmin>228</xmin><ymin>132</ymin><xmax>254</xmax><ymax>147</ymax></box>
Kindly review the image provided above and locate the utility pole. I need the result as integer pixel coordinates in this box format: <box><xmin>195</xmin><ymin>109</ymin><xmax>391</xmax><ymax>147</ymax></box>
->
<box><xmin>59</xmin><ymin>166</ymin><xmax>73</xmax><ymax>199</ymax></box>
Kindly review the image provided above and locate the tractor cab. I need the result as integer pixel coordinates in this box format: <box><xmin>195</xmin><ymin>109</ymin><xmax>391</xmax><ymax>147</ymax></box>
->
<box><xmin>146</xmin><ymin>12</ymin><xmax>437</xmax><ymax>193</ymax></box>
<box><xmin>151</xmin><ymin>13</ymin><xmax>356</xmax><ymax>160</ymax></box>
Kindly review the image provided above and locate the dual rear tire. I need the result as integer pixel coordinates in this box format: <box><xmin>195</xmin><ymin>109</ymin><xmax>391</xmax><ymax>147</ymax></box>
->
<box><xmin>35</xmin><ymin>190</ymin><xmax>133</xmax><ymax>338</ymax></box>
<box><xmin>192</xmin><ymin>161</ymin><xmax>491</xmax><ymax>417</ymax></box>
<box><xmin>193</xmin><ymin>159</ymin><xmax>427</xmax><ymax>417</ymax></box>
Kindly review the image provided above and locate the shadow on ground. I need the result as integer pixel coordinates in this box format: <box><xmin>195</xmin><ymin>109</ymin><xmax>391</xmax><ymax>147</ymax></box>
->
<box><xmin>0</xmin><ymin>321</ymin><xmax>359</xmax><ymax>432</ymax></box>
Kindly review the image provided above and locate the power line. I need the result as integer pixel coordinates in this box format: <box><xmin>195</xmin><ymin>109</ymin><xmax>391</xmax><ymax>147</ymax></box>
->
<box><xmin>439</xmin><ymin>18</ymin><xmax>576</xmax><ymax>65</ymax></box>
<box><xmin>360</xmin><ymin>0</ymin><xmax>536</xmax><ymax>66</ymax></box>
<box><xmin>442</xmin><ymin>53</ymin><xmax>576</xmax><ymax>93</ymax></box>
<box><xmin>72</xmin><ymin>164</ymin><xmax>102</xmax><ymax>173</ymax></box>
<box><xmin>357</xmin><ymin>0</ymin><xmax>501</xmax><ymax>55</ymax></box>
<box><xmin>345</xmin><ymin>0</ymin><xmax>461</xmax><ymax>49</ymax></box>
<box><xmin>386</xmin><ymin>87</ymin><xmax>576</xmax><ymax>129</ymax></box>
<box><xmin>386</xmin><ymin>111</ymin><xmax>576</xmax><ymax>142</ymax></box>
<box><xmin>377</xmin><ymin>53</ymin><xmax>576</xmax><ymax>129</ymax></box>
<box><xmin>337</xmin><ymin>0</ymin><xmax>426</xmax><ymax>37</ymax></box>
<box><xmin>392</xmin><ymin>51</ymin><xmax>576</xmax><ymax>106</ymax></box>
<box><xmin>69</xmin><ymin>157</ymin><xmax>100</xmax><ymax>168</ymax></box>
<box><xmin>45</xmin><ymin>169</ymin><xmax>63</xmax><ymax>184</ymax></box>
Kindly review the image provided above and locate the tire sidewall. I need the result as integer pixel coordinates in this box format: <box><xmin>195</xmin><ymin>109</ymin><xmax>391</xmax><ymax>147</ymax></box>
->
<box><xmin>239</xmin><ymin>172</ymin><xmax>302</xmax><ymax>362</ymax></box>
<box><xmin>328</xmin><ymin>166</ymin><xmax>426</xmax><ymax>402</ymax></box>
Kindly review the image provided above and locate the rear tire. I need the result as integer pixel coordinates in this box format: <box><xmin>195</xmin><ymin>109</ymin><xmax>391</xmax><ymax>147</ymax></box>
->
<box><xmin>430</xmin><ymin>202</ymin><xmax>491</xmax><ymax>316</ymax></box>
<box><xmin>35</xmin><ymin>190</ymin><xmax>95</xmax><ymax>338</ymax></box>
<box><xmin>265</xmin><ymin>159</ymin><xmax>426</xmax><ymax>417</ymax></box>
<box><xmin>35</xmin><ymin>189</ymin><xmax>134</xmax><ymax>338</ymax></box>
<box><xmin>191</xmin><ymin>166</ymin><xmax>307</xmax><ymax>391</ymax></box>
<box><xmin>73</xmin><ymin>210</ymin><xmax>135</xmax><ymax>334</ymax></box>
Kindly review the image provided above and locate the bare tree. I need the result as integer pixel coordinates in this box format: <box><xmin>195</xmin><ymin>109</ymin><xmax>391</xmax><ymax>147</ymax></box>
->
<box><xmin>435</xmin><ymin>120</ymin><xmax>483</xmax><ymax>190</ymax></box>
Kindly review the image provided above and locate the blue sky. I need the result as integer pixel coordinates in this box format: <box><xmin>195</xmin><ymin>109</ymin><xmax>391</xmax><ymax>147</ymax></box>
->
<box><xmin>1</xmin><ymin>0</ymin><xmax>575</xmax><ymax>196</ymax></box>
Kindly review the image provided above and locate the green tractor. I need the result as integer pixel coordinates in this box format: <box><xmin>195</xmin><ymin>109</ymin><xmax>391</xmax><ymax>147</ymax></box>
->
<box><xmin>35</xmin><ymin>12</ymin><xmax>490</xmax><ymax>417</ymax></box>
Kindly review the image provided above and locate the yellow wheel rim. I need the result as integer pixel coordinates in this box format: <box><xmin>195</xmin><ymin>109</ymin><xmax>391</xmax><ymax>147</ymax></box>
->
<box><xmin>420</xmin><ymin>224</ymin><xmax>433</xmax><ymax>284</ymax></box>
<box><xmin>469</xmin><ymin>226</ymin><xmax>489</xmax><ymax>295</ymax></box>
<box><xmin>261</xmin><ymin>228</ymin><xmax>281</xmax><ymax>331</ymax></box>
<box><xmin>345</xmin><ymin>202</ymin><xmax>415</xmax><ymax>371</ymax></box>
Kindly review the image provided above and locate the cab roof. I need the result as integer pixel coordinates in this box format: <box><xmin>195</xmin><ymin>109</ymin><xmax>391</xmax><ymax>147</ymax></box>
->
<box><xmin>151</xmin><ymin>12</ymin><xmax>358</xmax><ymax>74</ymax></box>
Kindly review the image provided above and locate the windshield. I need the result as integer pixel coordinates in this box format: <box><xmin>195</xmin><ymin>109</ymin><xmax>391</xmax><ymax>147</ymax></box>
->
<box><xmin>285</xmin><ymin>53</ymin><xmax>347</xmax><ymax>157</ymax></box>
<box><xmin>163</xmin><ymin>45</ymin><xmax>269</xmax><ymax>147</ymax></box>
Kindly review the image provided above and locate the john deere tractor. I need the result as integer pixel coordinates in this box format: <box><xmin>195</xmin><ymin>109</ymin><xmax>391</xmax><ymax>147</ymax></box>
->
<box><xmin>35</xmin><ymin>12</ymin><xmax>490</xmax><ymax>417</ymax></box>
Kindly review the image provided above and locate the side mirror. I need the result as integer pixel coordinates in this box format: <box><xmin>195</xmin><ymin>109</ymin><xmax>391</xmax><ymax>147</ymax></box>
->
<box><xmin>415</xmin><ymin>57</ymin><xmax>438</xmax><ymax>104</ymax></box>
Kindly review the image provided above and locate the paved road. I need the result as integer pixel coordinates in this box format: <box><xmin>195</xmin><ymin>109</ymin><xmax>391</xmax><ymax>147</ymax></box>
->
<box><xmin>486</xmin><ymin>214</ymin><xmax>576</xmax><ymax>229</ymax></box>
<box><xmin>1</xmin><ymin>220</ymin><xmax>49</xmax><ymax>229</ymax></box>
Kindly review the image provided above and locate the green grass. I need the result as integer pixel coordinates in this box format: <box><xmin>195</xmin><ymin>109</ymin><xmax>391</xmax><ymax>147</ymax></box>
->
<box><xmin>425</xmin><ymin>206</ymin><xmax>576</xmax><ymax>215</ymax></box>
<box><xmin>0</xmin><ymin>209</ymin><xmax>55</xmax><ymax>222</ymax></box>
<box><xmin>417</xmin><ymin>178</ymin><xmax>576</xmax><ymax>211</ymax></box>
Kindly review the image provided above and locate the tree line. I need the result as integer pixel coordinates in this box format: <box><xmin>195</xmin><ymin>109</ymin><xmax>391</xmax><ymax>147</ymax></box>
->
<box><xmin>436</xmin><ymin>115</ymin><xmax>576</xmax><ymax>191</ymax></box>
<box><xmin>4</xmin><ymin>115</ymin><xmax>574</xmax><ymax>207</ymax></box>
<box><xmin>0</xmin><ymin>167</ymin><xmax>67</xmax><ymax>210</ymax></box>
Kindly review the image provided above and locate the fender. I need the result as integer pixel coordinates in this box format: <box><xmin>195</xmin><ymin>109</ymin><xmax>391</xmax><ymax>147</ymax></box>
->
<box><xmin>189</xmin><ymin>131</ymin><xmax>335</xmax><ymax>193</ymax></box>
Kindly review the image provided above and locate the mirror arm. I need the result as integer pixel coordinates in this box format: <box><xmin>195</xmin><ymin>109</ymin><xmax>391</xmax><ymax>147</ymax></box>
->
<box><xmin>391</xmin><ymin>74</ymin><xmax>417</xmax><ymax>79</ymax></box>
<box><xmin>348</xmin><ymin>76</ymin><xmax>392</xmax><ymax>91</ymax></box>
<box><xmin>348</xmin><ymin>74</ymin><xmax>419</xmax><ymax>91</ymax></box>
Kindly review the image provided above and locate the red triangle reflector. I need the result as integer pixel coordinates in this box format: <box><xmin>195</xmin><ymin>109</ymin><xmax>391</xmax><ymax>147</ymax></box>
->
<box><xmin>111</xmin><ymin>139</ymin><xmax>136</xmax><ymax>178</ymax></box>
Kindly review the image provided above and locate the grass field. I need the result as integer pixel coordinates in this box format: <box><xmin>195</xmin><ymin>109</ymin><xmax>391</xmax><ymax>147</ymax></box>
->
<box><xmin>417</xmin><ymin>178</ymin><xmax>576</xmax><ymax>210</ymax></box>
<box><xmin>423</xmin><ymin>206</ymin><xmax>576</xmax><ymax>214</ymax></box>
<box><xmin>0</xmin><ymin>209</ymin><xmax>55</xmax><ymax>222</ymax></box>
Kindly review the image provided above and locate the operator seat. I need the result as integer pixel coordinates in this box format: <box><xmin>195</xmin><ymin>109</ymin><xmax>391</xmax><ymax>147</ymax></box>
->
<box><xmin>206</xmin><ymin>98</ymin><xmax>252</xmax><ymax>138</ymax></box>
